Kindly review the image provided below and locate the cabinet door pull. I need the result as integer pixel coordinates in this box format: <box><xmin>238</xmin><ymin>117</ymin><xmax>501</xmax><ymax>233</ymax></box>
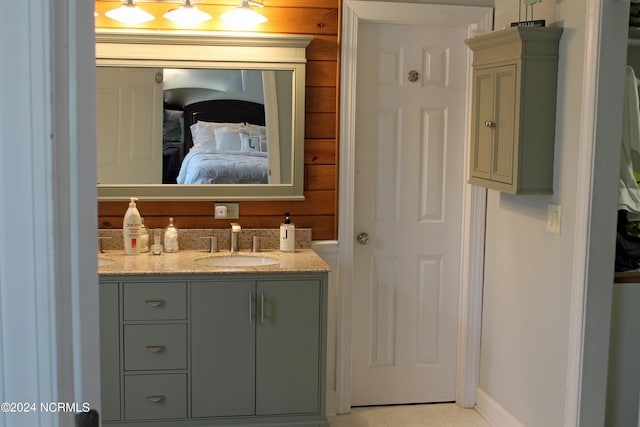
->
<box><xmin>146</xmin><ymin>395</ymin><xmax>165</xmax><ymax>403</ymax></box>
<box><xmin>145</xmin><ymin>299</ymin><xmax>165</xmax><ymax>308</ymax></box>
<box><xmin>260</xmin><ymin>293</ymin><xmax>265</xmax><ymax>324</ymax></box>
<box><xmin>146</xmin><ymin>345</ymin><xmax>165</xmax><ymax>353</ymax></box>
<box><xmin>249</xmin><ymin>292</ymin><xmax>254</xmax><ymax>323</ymax></box>
<box><xmin>484</xmin><ymin>120</ymin><xmax>496</xmax><ymax>128</ymax></box>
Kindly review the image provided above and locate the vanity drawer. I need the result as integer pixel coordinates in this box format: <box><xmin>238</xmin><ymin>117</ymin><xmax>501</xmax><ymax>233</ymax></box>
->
<box><xmin>124</xmin><ymin>374</ymin><xmax>187</xmax><ymax>421</ymax></box>
<box><xmin>124</xmin><ymin>324</ymin><xmax>187</xmax><ymax>371</ymax></box>
<box><xmin>123</xmin><ymin>282</ymin><xmax>186</xmax><ymax>321</ymax></box>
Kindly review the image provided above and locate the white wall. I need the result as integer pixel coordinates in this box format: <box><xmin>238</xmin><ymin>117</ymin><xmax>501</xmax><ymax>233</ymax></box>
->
<box><xmin>478</xmin><ymin>1</ymin><xmax>626</xmax><ymax>426</ymax></box>
<box><xmin>0</xmin><ymin>0</ymin><xmax>98</xmax><ymax>426</ymax></box>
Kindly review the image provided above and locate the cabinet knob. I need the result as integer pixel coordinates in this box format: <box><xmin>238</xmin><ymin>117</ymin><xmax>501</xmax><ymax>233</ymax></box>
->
<box><xmin>484</xmin><ymin>120</ymin><xmax>496</xmax><ymax>129</ymax></box>
<box><xmin>146</xmin><ymin>395</ymin><xmax>165</xmax><ymax>403</ymax></box>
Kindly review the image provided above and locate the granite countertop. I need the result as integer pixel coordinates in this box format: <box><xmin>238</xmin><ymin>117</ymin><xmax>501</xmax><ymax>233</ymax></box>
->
<box><xmin>98</xmin><ymin>249</ymin><xmax>330</xmax><ymax>275</ymax></box>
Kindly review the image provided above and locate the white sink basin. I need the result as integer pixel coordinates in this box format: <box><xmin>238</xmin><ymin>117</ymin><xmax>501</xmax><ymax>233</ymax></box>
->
<box><xmin>98</xmin><ymin>257</ymin><xmax>116</xmax><ymax>267</ymax></box>
<box><xmin>195</xmin><ymin>255</ymin><xmax>280</xmax><ymax>267</ymax></box>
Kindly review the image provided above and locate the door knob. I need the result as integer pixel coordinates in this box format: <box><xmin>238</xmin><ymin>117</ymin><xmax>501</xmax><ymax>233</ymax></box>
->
<box><xmin>357</xmin><ymin>233</ymin><xmax>369</xmax><ymax>245</ymax></box>
<box><xmin>407</xmin><ymin>70</ymin><xmax>421</xmax><ymax>82</ymax></box>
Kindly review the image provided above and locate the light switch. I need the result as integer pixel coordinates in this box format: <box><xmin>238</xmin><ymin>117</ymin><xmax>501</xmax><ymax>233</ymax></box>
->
<box><xmin>547</xmin><ymin>203</ymin><xmax>561</xmax><ymax>234</ymax></box>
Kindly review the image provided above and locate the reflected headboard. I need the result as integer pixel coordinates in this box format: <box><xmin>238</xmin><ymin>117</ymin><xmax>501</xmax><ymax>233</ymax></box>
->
<box><xmin>183</xmin><ymin>99</ymin><xmax>266</xmax><ymax>151</ymax></box>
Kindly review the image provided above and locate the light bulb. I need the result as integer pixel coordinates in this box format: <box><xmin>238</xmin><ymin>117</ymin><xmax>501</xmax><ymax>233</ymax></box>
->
<box><xmin>220</xmin><ymin>0</ymin><xmax>267</xmax><ymax>28</ymax></box>
<box><xmin>105</xmin><ymin>1</ymin><xmax>154</xmax><ymax>24</ymax></box>
<box><xmin>164</xmin><ymin>1</ymin><xmax>212</xmax><ymax>25</ymax></box>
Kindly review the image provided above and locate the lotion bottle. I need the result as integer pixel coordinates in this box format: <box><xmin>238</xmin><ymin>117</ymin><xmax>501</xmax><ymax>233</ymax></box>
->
<box><xmin>164</xmin><ymin>217</ymin><xmax>179</xmax><ymax>253</ymax></box>
<box><xmin>280</xmin><ymin>212</ymin><xmax>295</xmax><ymax>252</ymax></box>
<box><xmin>123</xmin><ymin>197</ymin><xmax>142</xmax><ymax>255</ymax></box>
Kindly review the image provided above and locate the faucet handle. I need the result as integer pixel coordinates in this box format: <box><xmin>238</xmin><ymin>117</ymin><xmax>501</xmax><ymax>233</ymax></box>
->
<box><xmin>252</xmin><ymin>236</ymin><xmax>261</xmax><ymax>253</ymax></box>
<box><xmin>98</xmin><ymin>236</ymin><xmax>112</xmax><ymax>253</ymax></box>
<box><xmin>199</xmin><ymin>236</ymin><xmax>218</xmax><ymax>253</ymax></box>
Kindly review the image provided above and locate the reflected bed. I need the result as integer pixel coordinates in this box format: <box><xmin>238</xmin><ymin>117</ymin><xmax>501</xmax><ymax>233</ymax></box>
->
<box><xmin>175</xmin><ymin>99</ymin><xmax>270</xmax><ymax>184</ymax></box>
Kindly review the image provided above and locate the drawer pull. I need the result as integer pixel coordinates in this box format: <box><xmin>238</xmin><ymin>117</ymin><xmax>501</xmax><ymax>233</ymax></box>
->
<box><xmin>146</xmin><ymin>346</ymin><xmax>166</xmax><ymax>353</ymax></box>
<box><xmin>145</xmin><ymin>299</ymin><xmax>165</xmax><ymax>308</ymax></box>
<box><xmin>146</xmin><ymin>395</ymin><xmax>165</xmax><ymax>403</ymax></box>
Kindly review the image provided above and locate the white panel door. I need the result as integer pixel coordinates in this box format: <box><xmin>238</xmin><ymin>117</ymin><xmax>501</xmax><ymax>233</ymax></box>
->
<box><xmin>352</xmin><ymin>22</ymin><xmax>468</xmax><ymax>406</ymax></box>
<box><xmin>96</xmin><ymin>67</ymin><xmax>163</xmax><ymax>184</ymax></box>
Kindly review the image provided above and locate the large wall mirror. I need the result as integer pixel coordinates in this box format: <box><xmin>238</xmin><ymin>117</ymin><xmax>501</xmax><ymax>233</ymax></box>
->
<box><xmin>96</xmin><ymin>30</ymin><xmax>312</xmax><ymax>200</ymax></box>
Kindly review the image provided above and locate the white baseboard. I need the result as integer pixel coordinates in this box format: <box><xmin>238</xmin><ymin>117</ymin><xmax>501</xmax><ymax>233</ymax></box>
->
<box><xmin>475</xmin><ymin>388</ymin><xmax>526</xmax><ymax>427</ymax></box>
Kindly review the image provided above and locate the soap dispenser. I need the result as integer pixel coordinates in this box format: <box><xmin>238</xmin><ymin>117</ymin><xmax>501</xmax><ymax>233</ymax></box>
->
<box><xmin>280</xmin><ymin>212</ymin><xmax>295</xmax><ymax>252</ymax></box>
<box><xmin>164</xmin><ymin>217</ymin><xmax>179</xmax><ymax>253</ymax></box>
<box><xmin>123</xmin><ymin>197</ymin><xmax>142</xmax><ymax>255</ymax></box>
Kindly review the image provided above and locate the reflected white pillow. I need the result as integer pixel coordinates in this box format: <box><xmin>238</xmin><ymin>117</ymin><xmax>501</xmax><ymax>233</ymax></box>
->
<box><xmin>190</xmin><ymin>123</ymin><xmax>216</xmax><ymax>149</ymax></box>
<box><xmin>246</xmin><ymin>123</ymin><xmax>267</xmax><ymax>138</ymax></box>
<box><xmin>190</xmin><ymin>121</ymin><xmax>245</xmax><ymax>148</ymax></box>
<box><xmin>214</xmin><ymin>128</ymin><xmax>244</xmax><ymax>151</ymax></box>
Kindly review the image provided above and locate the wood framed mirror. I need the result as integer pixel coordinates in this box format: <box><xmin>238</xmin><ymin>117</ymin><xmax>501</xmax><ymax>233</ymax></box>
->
<box><xmin>96</xmin><ymin>30</ymin><xmax>312</xmax><ymax>200</ymax></box>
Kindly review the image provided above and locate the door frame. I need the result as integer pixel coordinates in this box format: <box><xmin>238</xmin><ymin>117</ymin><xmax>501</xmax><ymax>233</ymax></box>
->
<box><xmin>337</xmin><ymin>0</ymin><xmax>493</xmax><ymax>413</ymax></box>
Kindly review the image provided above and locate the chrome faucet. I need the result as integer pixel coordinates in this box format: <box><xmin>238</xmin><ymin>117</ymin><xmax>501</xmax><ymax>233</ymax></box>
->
<box><xmin>230</xmin><ymin>223</ymin><xmax>241</xmax><ymax>252</ymax></box>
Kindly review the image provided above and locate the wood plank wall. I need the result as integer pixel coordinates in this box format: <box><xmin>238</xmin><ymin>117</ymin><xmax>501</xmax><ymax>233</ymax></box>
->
<box><xmin>95</xmin><ymin>0</ymin><xmax>340</xmax><ymax>240</ymax></box>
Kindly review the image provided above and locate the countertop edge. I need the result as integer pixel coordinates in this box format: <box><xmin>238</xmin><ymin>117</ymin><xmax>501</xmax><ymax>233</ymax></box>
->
<box><xmin>98</xmin><ymin>249</ymin><xmax>331</xmax><ymax>276</ymax></box>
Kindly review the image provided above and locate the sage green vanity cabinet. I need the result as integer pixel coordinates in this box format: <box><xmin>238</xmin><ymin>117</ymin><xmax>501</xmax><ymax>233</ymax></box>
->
<box><xmin>100</xmin><ymin>273</ymin><xmax>328</xmax><ymax>427</ymax></box>
<box><xmin>465</xmin><ymin>26</ymin><xmax>563</xmax><ymax>194</ymax></box>
<box><xmin>99</xmin><ymin>282</ymin><xmax>120</xmax><ymax>422</ymax></box>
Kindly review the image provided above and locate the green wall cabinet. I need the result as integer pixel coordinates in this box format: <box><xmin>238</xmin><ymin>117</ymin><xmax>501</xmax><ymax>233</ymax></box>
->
<box><xmin>465</xmin><ymin>26</ymin><xmax>563</xmax><ymax>194</ymax></box>
<box><xmin>99</xmin><ymin>273</ymin><xmax>328</xmax><ymax>427</ymax></box>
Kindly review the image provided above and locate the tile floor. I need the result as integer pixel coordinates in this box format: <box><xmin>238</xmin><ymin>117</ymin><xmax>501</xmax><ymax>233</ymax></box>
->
<box><xmin>328</xmin><ymin>403</ymin><xmax>491</xmax><ymax>427</ymax></box>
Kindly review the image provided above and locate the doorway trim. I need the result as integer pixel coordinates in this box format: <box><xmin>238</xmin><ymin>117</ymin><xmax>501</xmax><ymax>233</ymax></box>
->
<box><xmin>564</xmin><ymin>1</ymin><xmax>629</xmax><ymax>426</ymax></box>
<box><xmin>337</xmin><ymin>0</ymin><xmax>493</xmax><ymax>413</ymax></box>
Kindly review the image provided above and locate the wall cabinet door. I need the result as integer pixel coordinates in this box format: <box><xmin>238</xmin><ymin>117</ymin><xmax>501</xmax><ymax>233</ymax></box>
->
<box><xmin>470</xmin><ymin>64</ymin><xmax>517</xmax><ymax>186</ymax></box>
<box><xmin>492</xmin><ymin>64</ymin><xmax>517</xmax><ymax>185</ymax></box>
<box><xmin>470</xmin><ymin>67</ymin><xmax>495</xmax><ymax>181</ymax></box>
<box><xmin>256</xmin><ymin>279</ymin><xmax>321</xmax><ymax>415</ymax></box>
<box><xmin>99</xmin><ymin>282</ymin><xmax>120</xmax><ymax>422</ymax></box>
<box><xmin>191</xmin><ymin>281</ymin><xmax>256</xmax><ymax>418</ymax></box>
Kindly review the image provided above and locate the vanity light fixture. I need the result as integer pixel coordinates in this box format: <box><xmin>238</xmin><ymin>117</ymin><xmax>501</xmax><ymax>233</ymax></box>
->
<box><xmin>220</xmin><ymin>0</ymin><xmax>267</xmax><ymax>27</ymax></box>
<box><xmin>105</xmin><ymin>0</ymin><xmax>154</xmax><ymax>24</ymax></box>
<box><xmin>163</xmin><ymin>0</ymin><xmax>212</xmax><ymax>25</ymax></box>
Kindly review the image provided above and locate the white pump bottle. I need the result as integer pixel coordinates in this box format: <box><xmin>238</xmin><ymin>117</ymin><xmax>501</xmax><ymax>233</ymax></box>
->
<box><xmin>123</xmin><ymin>197</ymin><xmax>142</xmax><ymax>255</ymax></box>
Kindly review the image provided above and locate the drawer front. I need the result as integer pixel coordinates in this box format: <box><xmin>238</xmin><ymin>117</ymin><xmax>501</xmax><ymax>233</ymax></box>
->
<box><xmin>124</xmin><ymin>374</ymin><xmax>187</xmax><ymax>421</ymax></box>
<box><xmin>124</xmin><ymin>324</ymin><xmax>187</xmax><ymax>371</ymax></box>
<box><xmin>123</xmin><ymin>282</ymin><xmax>186</xmax><ymax>321</ymax></box>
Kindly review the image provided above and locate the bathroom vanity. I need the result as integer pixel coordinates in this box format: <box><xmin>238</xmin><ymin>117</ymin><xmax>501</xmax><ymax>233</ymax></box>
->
<box><xmin>98</xmin><ymin>249</ymin><xmax>330</xmax><ymax>427</ymax></box>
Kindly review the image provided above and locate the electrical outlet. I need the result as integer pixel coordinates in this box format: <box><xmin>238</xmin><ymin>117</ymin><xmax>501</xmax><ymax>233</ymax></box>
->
<box><xmin>214</xmin><ymin>205</ymin><xmax>227</xmax><ymax>218</ymax></box>
<box><xmin>547</xmin><ymin>203</ymin><xmax>561</xmax><ymax>234</ymax></box>
<box><xmin>214</xmin><ymin>203</ymin><xmax>239</xmax><ymax>219</ymax></box>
